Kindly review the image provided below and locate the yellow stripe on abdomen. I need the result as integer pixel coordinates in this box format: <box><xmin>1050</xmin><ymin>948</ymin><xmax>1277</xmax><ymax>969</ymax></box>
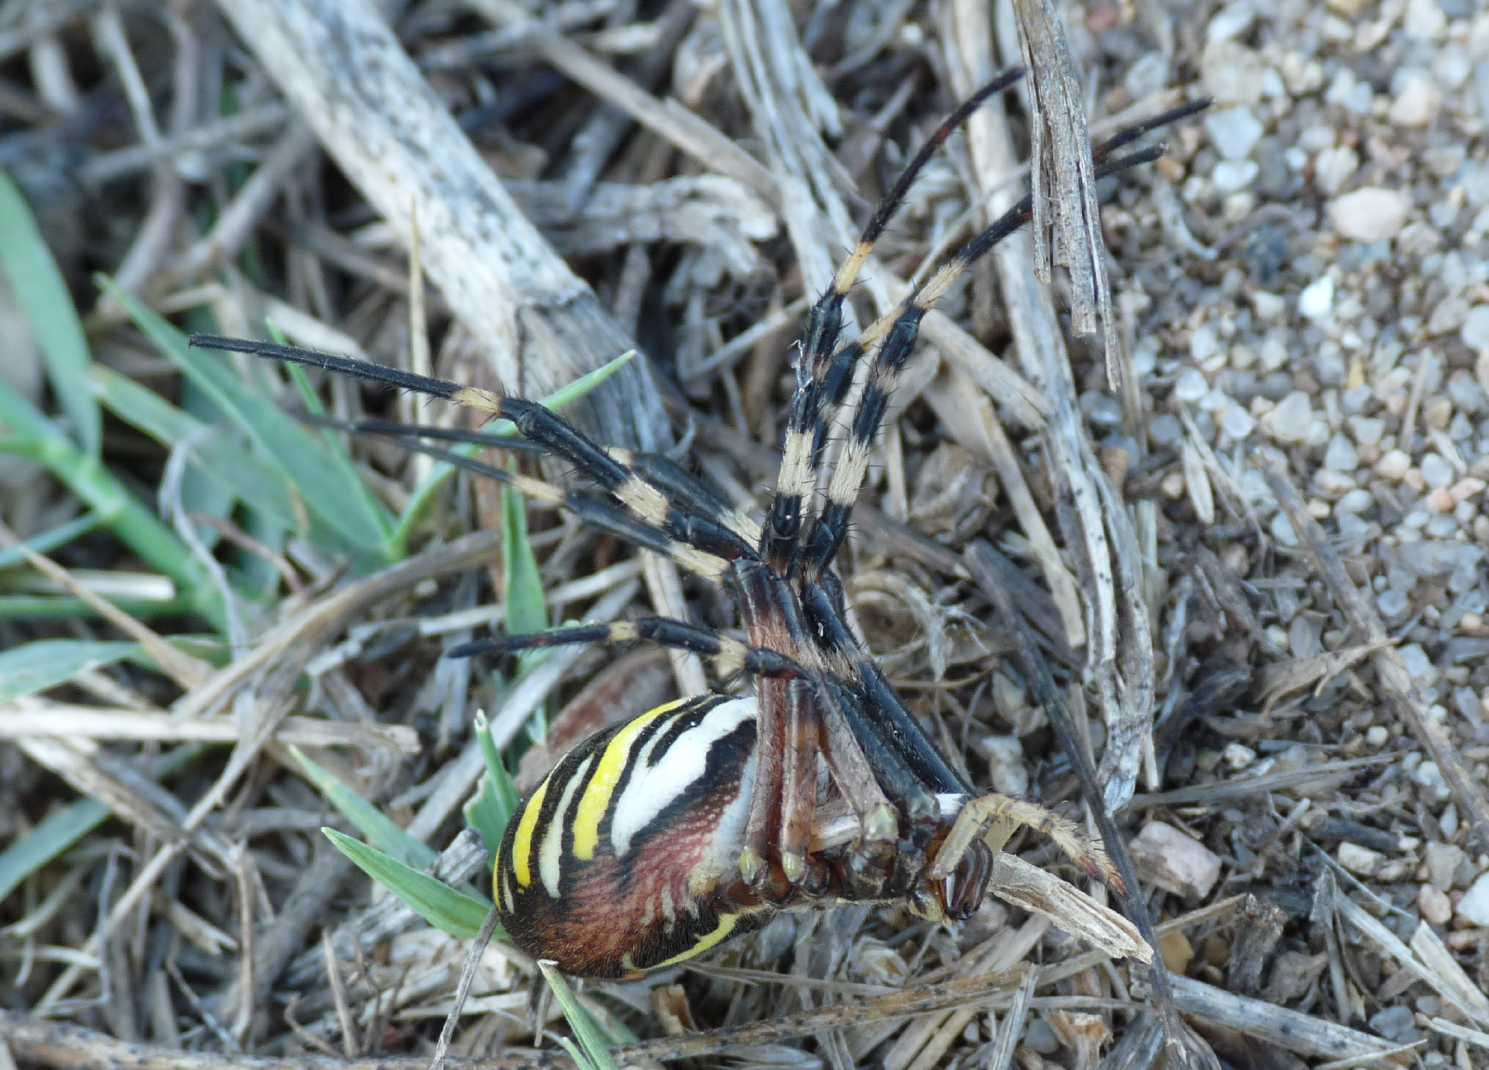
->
<box><xmin>571</xmin><ymin>698</ymin><xmax>686</xmax><ymax>861</ymax></box>
<box><xmin>655</xmin><ymin>913</ymin><xmax>739</xmax><ymax>969</ymax></box>
<box><xmin>510</xmin><ymin>778</ymin><xmax>549</xmax><ymax>888</ymax></box>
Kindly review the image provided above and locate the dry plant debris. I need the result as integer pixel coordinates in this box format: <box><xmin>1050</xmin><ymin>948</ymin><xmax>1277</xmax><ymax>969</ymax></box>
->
<box><xmin>2</xmin><ymin>0</ymin><xmax>1488</xmax><ymax>1068</ymax></box>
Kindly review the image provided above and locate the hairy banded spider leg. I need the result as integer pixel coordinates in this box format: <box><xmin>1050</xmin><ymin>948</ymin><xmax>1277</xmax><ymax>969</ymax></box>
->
<box><xmin>190</xmin><ymin>80</ymin><xmax>1199</xmax><ymax>979</ymax></box>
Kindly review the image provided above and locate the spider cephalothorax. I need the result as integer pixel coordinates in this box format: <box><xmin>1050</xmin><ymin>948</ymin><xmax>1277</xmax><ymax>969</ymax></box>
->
<box><xmin>193</xmin><ymin>74</ymin><xmax>1203</xmax><ymax>980</ymax></box>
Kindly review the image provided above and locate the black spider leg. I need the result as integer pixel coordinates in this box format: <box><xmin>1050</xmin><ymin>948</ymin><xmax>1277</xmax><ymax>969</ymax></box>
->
<box><xmin>797</xmin><ymin>104</ymin><xmax>1207</xmax><ymax>582</ymax></box>
<box><xmin>189</xmin><ymin>336</ymin><xmax>759</xmax><ymax>568</ymax></box>
<box><xmin>449</xmin><ymin>617</ymin><xmax>806</xmax><ymax>682</ymax></box>
<box><xmin>306</xmin><ymin>412</ymin><xmax>765</xmax><ymax>557</ymax></box>
<box><xmin>297</xmin><ymin>413</ymin><xmax>548</xmax><ymax>456</ymax></box>
<box><xmin>801</xmin><ymin>574</ymin><xmax>968</xmax><ymax>800</ymax></box>
<box><xmin>801</xmin><ymin>98</ymin><xmax>1214</xmax><ymax>493</ymax></box>
<box><xmin>760</xmin><ymin>67</ymin><xmax>1027</xmax><ymax>574</ymax></box>
<box><xmin>305</xmin><ymin>415</ymin><xmax>733</xmax><ymax>581</ymax></box>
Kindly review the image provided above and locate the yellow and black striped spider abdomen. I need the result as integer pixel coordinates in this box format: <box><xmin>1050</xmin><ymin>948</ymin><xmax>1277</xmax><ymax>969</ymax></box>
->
<box><xmin>493</xmin><ymin>694</ymin><xmax>769</xmax><ymax>978</ymax></box>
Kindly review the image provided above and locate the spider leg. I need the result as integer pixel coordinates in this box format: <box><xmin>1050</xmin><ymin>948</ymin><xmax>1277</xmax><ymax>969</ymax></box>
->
<box><xmin>450</xmin><ymin>617</ymin><xmax>807</xmax><ymax>681</ymax></box>
<box><xmin>926</xmin><ymin>792</ymin><xmax>1123</xmax><ymax>893</ymax></box>
<box><xmin>761</xmin><ymin>68</ymin><xmax>1025</xmax><ymax>573</ymax></box>
<box><xmin>611</xmin><ymin>449</ymin><xmax>762</xmax><ymax>548</ymax></box>
<box><xmin>796</xmin><ymin>107</ymin><xmax>1204</xmax><ymax>581</ymax></box>
<box><xmin>803</xmin><ymin>578</ymin><xmax>969</xmax><ymax>797</ymax></box>
<box><xmin>295</xmin><ymin>413</ymin><xmax>546</xmax><ymax>455</ymax></box>
<box><xmin>189</xmin><ymin>335</ymin><xmax>760</xmax><ymax>564</ymax></box>
<box><xmin>776</xmin><ymin>678</ymin><xmax>818</xmax><ymax>886</ymax></box>
<box><xmin>303</xmin><ymin>408</ymin><xmax>767</xmax><ymax>547</ymax></box>
<box><xmin>314</xmin><ymin>419</ymin><xmax>733</xmax><ymax>581</ymax></box>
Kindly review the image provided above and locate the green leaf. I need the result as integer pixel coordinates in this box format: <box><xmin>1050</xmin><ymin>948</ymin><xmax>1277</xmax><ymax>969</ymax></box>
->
<box><xmin>465</xmin><ymin>710</ymin><xmax>520</xmax><ymax>855</ymax></box>
<box><xmin>101</xmin><ymin>279</ymin><xmax>395</xmax><ymax>566</ymax></box>
<box><xmin>291</xmin><ymin>748</ymin><xmax>437</xmax><ymax>870</ymax></box>
<box><xmin>0</xmin><ymin>639</ymin><xmax>139</xmax><ymax>702</ymax></box>
<box><xmin>0</xmin><ymin>513</ymin><xmax>103</xmax><ymax>570</ymax></box>
<box><xmin>0</xmin><ymin>170</ymin><xmax>99</xmax><ymax>456</ymax></box>
<box><xmin>0</xmin><ymin>799</ymin><xmax>110</xmax><ymax>905</ymax></box>
<box><xmin>502</xmin><ymin>479</ymin><xmax>547</xmax><ymax>636</ymax></box>
<box><xmin>537</xmin><ymin>962</ymin><xmax>621</xmax><ymax>1070</ymax></box>
<box><xmin>322</xmin><ymin>828</ymin><xmax>495</xmax><ymax>941</ymax></box>
<box><xmin>92</xmin><ymin>365</ymin><xmax>301</xmax><ymax>533</ymax></box>
<box><xmin>0</xmin><ymin>376</ymin><xmax>227</xmax><ymax>630</ymax></box>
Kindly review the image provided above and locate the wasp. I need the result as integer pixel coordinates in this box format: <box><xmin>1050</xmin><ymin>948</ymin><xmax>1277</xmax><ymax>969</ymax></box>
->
<box><xmin>194</xmin><ymin>73</ymin><xmax>1202</xmax><ymax>980</ymax></box>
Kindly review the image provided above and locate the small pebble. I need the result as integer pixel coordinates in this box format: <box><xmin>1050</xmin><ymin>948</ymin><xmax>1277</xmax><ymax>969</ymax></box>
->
<box><xmin>1419</xmin><ymin>885</ymin><xmax>1452</xmax><ymax>925</ymax></box>
<box><xmin>1409</xmin><ymin>760</ymin><xmax>1450</xmax><ymax>800</ymax></box>
<box><xmin>1388</xmin><ymin>70</ymin><xmax>1440</xmax><ymax>127</ymax></box>
<box><xmin>1251</xmin><ymin>290</ymin><xmax>1285</xmax><ymax>320</ymax></box>
<box><xmin>1420</xmin><ymin>453</ymin><xmax>1453</xmax><ymax>488</ymax></box>
<box><xmin>1213</xmin><ymin>159</ymin><xmax>1258</xmax><ymax>192</ymax></box>
<box><xmin>1377</xmin><ymin>588</ymin><xmax>1409</xmax><ymax>619</ymax></box>
<box><xmin>1425</xmin><ymin>842</ymin><xmax>1465</xmax><ymax>889</ymax></box>
<box><xmin>1404</xmin><ymin>0</ymin><xmax>1446</xmax><ymax>39</ymax></box>
<box><xmin>1191</xmin><ymin>324</ymin><xmax>1220</xmax><ymax>363</ymax></box>
<box><xmin>1457</xmin><ymin>870</ymin><xmax>1489</xmax><ymax>926</ymax></box>
<box><xmin>1221</xmin><ymin>402</ymin><xmax>1257</xmax><ymax>439</ymax></box>
<box><xmin>1205</xmin><ymin>106</ymin><xmax>1265</xmax><ymax>161</ymax></box>
<box><xmin>1130</xmin><ymin>822</ymin><xmax>1223</xmax><ymax>899</ymax></box>
<box><xmin>1426</xmin><ymin>488</ymin><xmax>1455</xmax><ymax>513</ymax></box>
<box><xmin>1299</xmin><ymin>275</ymin><xmax>1334</xmax><ymax>319</ymax></box>
<box><xmin>981</xmin><ymin>735</ymin><xmax>1030</xmax><ymax>797</ymax></box>
<box><xmin>1399</xmin><ymin>644</ymin><xmax>1434</xmax><ymax>681</ymax></box>
<box><xmin>1175</xmin><ymin>367</ymin><xmax>1210</xmax><ymax>402</ymax></box>
<box><xmin>1451</xmin><ymin>477</ymin><xmax>1486</xmax><ymax>503</ymax></box>
<box><xmin>1206</xmin><ymin>4</ymin><xmax>1256</xmax><ymax>43</ymax></box>
<box><xmin>1221</xmin><ymin>742</ymin><xmax>1255</xmax><ymax>768</ymax></box>
<box><xmin>1365</xmin><ymin>724</ymin><xmax>1388</xmax><ymax>746</ymax></box>
<box><xmin>1367</xmin><ymin>1005</ymin><xmax>1419</xmax><ymax>1044</ymax></box>
<box><xmin>1348</xmin><ymin>416</ymin><xmax>1385</xmax><ymax>445</ymax></box>
<box><xmin>1262</xmin><ymin>391</ymin><xmax>1315</xmax><ymax>444</ymax></box>
<box><xmin>1149</xmin><ymin>413</ymin><xmax>1183</xmax><ymax>447</ymax></box>
<box><xmin>1377</xmin><ymin>449</ymin><xmax>1411</xmax><ymax>479</ymax></box>
<box><xmin>1324</xmin><ymin>434</ymin><xmax>1358</xmax><ymax>472</ymax></box>
<box><xmin>1329</xmin><ymin>187</ymin><xmax>1411</xmax><ymax>242</ymax></box>
<box><xmin>1338</xmin><ymin>842</ymin><xmax>1385</xmax><ymax>876</ymax></box>
<box><xmin>1461</xmin><ymin>306</ymin><xmax>1489</xmax><ymax>351</ymax></box>
<box><xmin>1314</xmin><ymin>146</ymin><xmax>1359</xmax><ymax>194</ymax></box>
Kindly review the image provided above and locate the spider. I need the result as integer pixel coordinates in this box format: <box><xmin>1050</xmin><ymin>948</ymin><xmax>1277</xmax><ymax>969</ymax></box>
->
<box><xmin>192</xmin><ymin>73</ymin><xmax>1202</xmax><ymax>980</ymax></box>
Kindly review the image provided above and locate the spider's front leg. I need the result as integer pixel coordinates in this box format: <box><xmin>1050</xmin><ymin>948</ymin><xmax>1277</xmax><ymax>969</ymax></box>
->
<box><xmin>922</xmin><ymin>791</ymin><xmax>1125</xmax><ymax>913</ymax></box>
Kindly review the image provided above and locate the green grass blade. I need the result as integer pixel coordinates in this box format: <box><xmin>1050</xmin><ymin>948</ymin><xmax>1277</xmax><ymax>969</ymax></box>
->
<box><xmin>321</xmin><ymin>828</ymin><xmax>495</xmax><ymax>941</ymax></box>
<box><xmin>502</xmin><ymin>480</ymin><xmax>547</xmax><ymax>635</ymax></box>
<box><xmin>0</xmin><ymin>513</ymin><xmax>103</xmax><ymax>569</ymax></box>
<box><xmin>92</xmin><ymin>365</ymin><xmax>301</xmax><ymax>533</ymax></box>
<box><xmin>0</xmin><ymin>638</ymin><xmax>140</xmax><ymax>702</ymax></box>
<box><xmin>0</xmin><ymin>594</ymin><xmax>193</xmax><ymax>622</ymax></box>
<box><xmin>0</xmin><ymin>376</ymin><xmax>227</xmax><ymax>630</ymax></box>
<box><xmin>291</xmin><ymin>747</ymin><xmax>437</xmax><ymax>870</ymax></box>
<box><xmin>102</xmin><ymin>279</ymin><xmax>395</xmax><ymax>566</ymax></box>
<box><xmin>0</xmin><ymin>799</ymin><xmax>110</xmax><ymax>905</ymax></box>
<box><xmin>0</xmin><ymin>171</ymin><xmax>99</xmax><ymax>457</ymax></box>
<box><xmin>465</xmin><ymin>710</ymin><xmax>520</xmax><ymax>855</ymax></box>
<box><xmin>536</xmin><ymin>963</ymin><xmax>621</xmax><ymax>1070</ymax></box>
<box><xmin>266</xmin><ymin>322</ymin><xmax>396</xmax><ymax>549</ymax></box>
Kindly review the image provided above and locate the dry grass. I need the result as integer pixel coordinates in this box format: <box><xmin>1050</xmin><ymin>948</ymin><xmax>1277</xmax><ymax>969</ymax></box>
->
<box><xmin>2</xmin><ymin>1</ymin><xmax>1487</xmax><ymax>1068</ymax></box>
